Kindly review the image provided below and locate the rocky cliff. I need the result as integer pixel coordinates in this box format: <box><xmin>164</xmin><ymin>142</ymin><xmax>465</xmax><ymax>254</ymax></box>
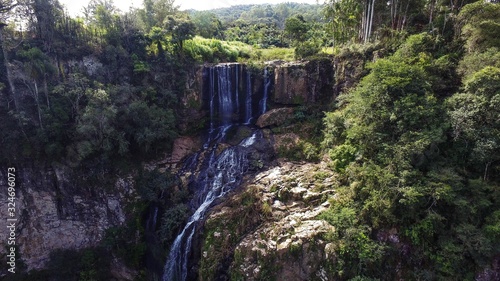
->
<box><xmin>198</xmin><ymin>160</ymin><xmax>338</xmax><ymax>281</ymax></box>
<box><xmin>0</xmin><ymin>53</ymin><xmax>369</xmax><ymax>279</ymax></box>
<box><xmin>272</xmin><ymin>59</ymin><xmax>335</xmax><ymax>105</ymax></box>
<box><xmin>0</xmin><ymin>163</ymin><xmax>136</xmax><ymax>273</ymax></box>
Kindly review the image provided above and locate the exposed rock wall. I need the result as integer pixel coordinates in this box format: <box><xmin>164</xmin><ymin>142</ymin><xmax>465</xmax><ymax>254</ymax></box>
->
<box><xmin>0</xmin><ymin>163</ymin><xmax>136</xmax><ymax>272</ymax></box>
<box><xmin>178</xmin><ymin>66</ymin><xmax>206</xmax><ymax>134</ymax></box>
<box><xmin>332</xmin><ymin>52</ymin><xmax>367</xmax><ymax>96</ymax></box>
<box><xmin>272</xmin><ymin>59</ymin><xmax>334</xmax><ymax>105</ymax></box>
<box><xmin>199</xmin><ymin>160</ymin><xmax>338</xmax><ymax>281</ymax></box>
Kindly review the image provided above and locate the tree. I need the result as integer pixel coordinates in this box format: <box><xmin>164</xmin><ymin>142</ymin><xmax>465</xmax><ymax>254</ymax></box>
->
<box><xmin>0</xmin><ymin>0</ymin><xmax>19</xmax><ymax>111</ymax></box>
<box><xmin>456</xmin><ymin>1</ymin><xmax>500</xmax><ymax>53</ymax></box>
<box><xmin>30</xmin><ymin>0</ymin><xmax>65</xmax><ymax>52</ymax></box>
<box><xmin>284</xmin><ymin>15</ymin><xmax>321</xmax><ymax>59</ymax></box>
<box><xmin>324</xmin><ymin>34</ymin><xmax>447</xmax><ymax>167</ymax></box>
<box><xmin>323</xmin><ymin>0</ymin><xmax>361</xmax><ymax>46</ymax></box>
<box><xmin>52</xmin><ymin>73</ymin><xmax>91</xmax><ymax>119</ymax></box>
<box><xmin>75</xmin><ymin>88</ymin><xmax>127</xmax><ymax>159</ymax></box>
<box><xmin>120</xmin><ymin>100</ymin><xmax>176</xmax><ymax>153</ymax></box>
<box><xmin>138</xmin><ymin>0</ymin><xmax>178</xmax><ymax>32</ymax></box>
<box><xmin>191</xmin><ymin>11</ymin><xmax>223</xmax><ymax>39</ymax></box>
<box><xmin>83</xmin><ymin>0</ymin><xmax>118</xmax><ymax>26</ymax></box>
<box><xmin>148</xmin><ymin>26</ymin><xmax>167</xmax><ymax>57</ymax></box>
<box><xmin>165</xmin><ymin>14</ymin><xmax>195</xmax><ymax>54</ymax></box>
<box><xmin>0</xmin><ymin>25</ymin><xmax>18</xmax><ymax>111</ymax></box>
<box><xmin>447</xmin><ymin>66</ymin><xmax>500</xmax><ymax>180</ymax></box>
<box><xmin>284</xmin><ymin>15</ymin><xmax>308</xmax><ymax>43</ymax></box>
<box><xmin>16</xmin><ymin>47</ymin><xmax>56</xmax><ymax>128</ymax></box>
<box><xmin>18</xmin><ymin>47</ymin><xmax>55</xmax><ymax>106</ymax></box>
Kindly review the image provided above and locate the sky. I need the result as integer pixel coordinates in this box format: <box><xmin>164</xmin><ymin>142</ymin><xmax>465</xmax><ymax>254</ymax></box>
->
<box><xmin>60</xmin><ymin>0</ymin><xmax>321</xmax><ymax>17</ymax></box>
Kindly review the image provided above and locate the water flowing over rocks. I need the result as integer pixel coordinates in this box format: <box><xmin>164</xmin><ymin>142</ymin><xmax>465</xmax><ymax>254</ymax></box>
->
<box><xmin>162</xmin><ymin>63</ymin><xmax>274</xmax><ymax>281</ymax></box>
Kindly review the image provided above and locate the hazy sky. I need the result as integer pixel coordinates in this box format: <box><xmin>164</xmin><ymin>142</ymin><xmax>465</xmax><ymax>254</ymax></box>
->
<box><xmin>60</xmin><ymin>0</ymin><xmax>321</xmax><ymax>17</ymax></box>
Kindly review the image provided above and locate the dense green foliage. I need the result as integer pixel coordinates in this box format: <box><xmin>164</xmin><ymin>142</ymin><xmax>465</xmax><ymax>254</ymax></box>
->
<box><xmin>1</xmin><ymin>0</ymin><xmax>499</xmax><ymax>280</ymax></box>
<box><xmin>189</xmin><ymin>3</ymin><xmax>323</xmax><ymax>47</ymax></box>
<box><xmin>0</xmin><ymin>0</ymin><xmax>190</xmax><ymax>170</ymax></box>
<box><xmin>319</xmin><ymin>3</ymin><xmax>500</xmax><ymax>279</ymax></box>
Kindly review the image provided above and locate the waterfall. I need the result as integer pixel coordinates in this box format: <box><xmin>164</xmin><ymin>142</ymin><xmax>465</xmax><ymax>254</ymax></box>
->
<box><xmin>245</xmin><ymin>71</ymin><xmax>252</xmax><ymax>124</ymax></box>
<box><xmin>217</xmin><ymin>66</ymin><xmax>233</xmax><ymax>125</ymax></box>
<box><xmin>260</xmin><ymin>68</ymin><xmax>271</xmax><ymax>115</ymax></box>
<box><xmin>235</xmin><ymin>64</ymin><xmax>240</xmax><ymax>115</ymax></box>
<box><xmin>162</xmin><ymin>63</ymin><xmax>270</xmax><ymax>281</ymax></box>
<box><xmin>162</xmin><ymin>138</ymin><xmax>256</xmax><ymax>281</ymax></box>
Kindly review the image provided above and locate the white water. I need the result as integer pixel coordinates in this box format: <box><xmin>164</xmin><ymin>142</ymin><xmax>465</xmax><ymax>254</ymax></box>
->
<box><xmin>260</xmin><ymin>68</ymin><xmax>271</xmax><ymax>115</ymax></box>
<box><xmin>245</xmin><ymin>71</ymin><xmax>252</xmax><ymax>124</ymax></box>
<box><xmin>162</xmin><ymin>63</ymin><xmax>269</xmax><ymax>281</ymax></box>
<box><xmin>162</xmin><ymin>134</ymin><xmax>254</xmax><ymax>281</ymax></box>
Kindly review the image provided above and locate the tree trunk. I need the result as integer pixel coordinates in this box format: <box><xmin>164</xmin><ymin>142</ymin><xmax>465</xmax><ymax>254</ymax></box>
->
<box><xmin>429</xmin><ymin>0</ymin><xmax>437</xmax><ymax>33</ymax></box>
<box><xmin>0</xmin><ymin>26</ymin><xmax>18</xmax><ymax>111</ymax></box>
<box><xmin>34</xmin><ymin>81</ymin><xmax>43</xmax><ymax>129</ymax></box>
<box><xmin>484</xmin><ymin>161</ymin><xmax>491</xmax><ymax>181</ymax></box>
<box><xmin>368</xmin><ymin>0</ymin><xmax>375</xmax><ymax>41</ymax></box>
<box><xmin>43</xmin><ymin>75</ymin><xmax>50</xmax><ymax>109</ymax></box>
<box><xmin>401</xmin><ymin>0</ymin><xmax>411</xmax><ymax>31</ymax></box>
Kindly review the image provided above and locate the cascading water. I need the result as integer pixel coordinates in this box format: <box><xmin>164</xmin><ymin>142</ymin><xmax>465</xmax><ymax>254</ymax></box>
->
<box><xmin>245</xmin><ymin>71</ymin><xmax>252</xmax><ymax>124</ymax></box>
<box><xmin>162</xmin><ymin>63</ymin><xmax>270</xmax><ymax>281</ymax></box>
<box><xmin>260</xmin><ymin>68</ymin><xmax>271</xmax><ymax>115</ymax></box>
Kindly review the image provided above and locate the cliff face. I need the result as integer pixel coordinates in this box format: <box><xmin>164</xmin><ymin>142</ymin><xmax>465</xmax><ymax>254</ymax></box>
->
<box><xmin>0</xmin><ymin>55</ymin><xmax>367</xmax><ymax>278</ymax></box>
<box><xmin>199</xmin><ymin>160</ymin><xmax>338</xmax><ymax>281</ymax></box>
<box><xmin>0</xmin><ymin>163</ymin><xmax>136</xmax><ymax>272</ymax></box>
<box><xmin>272</xmin><ymin>59</ymin><xmax>335</xmax><ymax>105</ymax></box>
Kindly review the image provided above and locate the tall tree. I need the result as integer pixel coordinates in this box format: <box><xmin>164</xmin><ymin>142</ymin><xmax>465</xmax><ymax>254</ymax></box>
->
<box><xmin>191</xmin><ymin>11</ymin><xmax>223</xmax><ymax>39</ymax></box>
<box><xmin>83</xmin><ymin>0</ymin><xmax>118</xmax><ymax>26</ymax></box>
<box><xmin>30</xmin><ymin>0</ymin><xmax>64</xmax><ymax>52</ymax></box>
<box><xmin>324</xmin><ymin>0</ymin><xmax>361</xmax><ymax>46</ymax></box>
<box><xmin>165</xmin><ymin>14</ymin><xmax>195</xmax><ymax>54</ymax></box>
<box><xmin>139</xmin><ymin>0</ymin><xmax>178</xmax><ymax>32</ymax></box>
<box><xmin>447</xmin><ymin>67</ymin><xmax>500</xmax><ymax>180</ymax></box>
<box><xmin>18</xmin><ymin>47</ymin><xmax>55</xmax><ymax>116</ymax></box>
<box><xmin>0</xmin><ymin>0</ymin><xmax>20</xmax><ymax>111</ymax></box>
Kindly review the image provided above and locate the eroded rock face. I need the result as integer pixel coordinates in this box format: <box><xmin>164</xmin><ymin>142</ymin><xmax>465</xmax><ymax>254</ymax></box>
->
<box><xmin>0</xmin><ymin>164</ymin><xmax>136</xmax><ymax>272</ymax></box>
<box><xmin>255</xmin><ymin>107</ymin><xmax>294</xmax><ymax>128</ymax></box>
<box><xmin>273</xmin><ymin>59</ymin><xmax>334</xmax><ymax>105</ymax></box>
<box><xmin>159</xmin><ymin>136</ymin><xmax>202</xmax><ymax>168</ymax></box>
<box><xmin>199</xmin><ymin>160</ymin><xmax>338</xmax><ymax>281</ymax></box>
<box><xmin>333</xmin><ymin>53</ymin><xmax>366</xmax><ymax>96</ymax></box>
<box><xmin>178</xmin><ymin>66</ymin><xmax>206</xmax><ymax>134</ymax></box>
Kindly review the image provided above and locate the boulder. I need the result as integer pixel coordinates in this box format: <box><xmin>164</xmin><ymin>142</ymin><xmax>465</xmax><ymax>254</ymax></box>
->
<box><xmin>256</xmin><ymin>107</ymin><xmax>294</xmax><ymax>128</ymax></box>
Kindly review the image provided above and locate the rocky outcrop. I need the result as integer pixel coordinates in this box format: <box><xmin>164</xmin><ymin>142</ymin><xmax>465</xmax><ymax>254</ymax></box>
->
<box><xmin>157</xmin><ymin>136</ymin><xmax>202</xmax><ymax>170</ymax></box>
<box><xmin>199</xmin><ymin>160</ymin><xmax>338</xmax><ymax>281</ymax></box>
<box><xmin>0</xmin><ymin>164</ymin><xmax>137</xmax><ymax>272</ymax></box>
<box><xmin>333</xmin><ymin>52</ymin><xmax>367</xmax><ymax>96</ymax></box>
<box><xmin>178</xmin><ymin>66</ymin><xmax>206</xmax><ymax>134</ymax></box>
<box><xmin>256</xmin><ymin>107</ymin><xmax>294</xmax><ymax>128</ymax></box>
<box><xmin>272</xmin><ymin>59</ymin><xmax>334</xmax><ymax>105</ymax></box>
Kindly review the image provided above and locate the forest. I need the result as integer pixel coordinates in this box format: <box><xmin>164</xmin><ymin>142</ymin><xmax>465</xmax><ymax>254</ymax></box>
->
<box><xmin>0</xmin><ymin>0</ymin><xmax>499</xmax><ymax>280</ymax></box>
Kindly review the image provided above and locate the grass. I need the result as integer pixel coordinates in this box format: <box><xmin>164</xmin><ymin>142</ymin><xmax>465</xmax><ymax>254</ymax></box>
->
<box><xmin>247</xmin><ymin>47</ymin><xmax>295</xmax><ymax>62</ymax></box>
<box><xmin>184</xmin><ymin>36</ymin><xmax>340</xmax><ymax>62</ymax></box>
<box><xmin>184</xmin><ymin>37</ymin><xmax>297</xmax><ymax>62</ymax></box>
